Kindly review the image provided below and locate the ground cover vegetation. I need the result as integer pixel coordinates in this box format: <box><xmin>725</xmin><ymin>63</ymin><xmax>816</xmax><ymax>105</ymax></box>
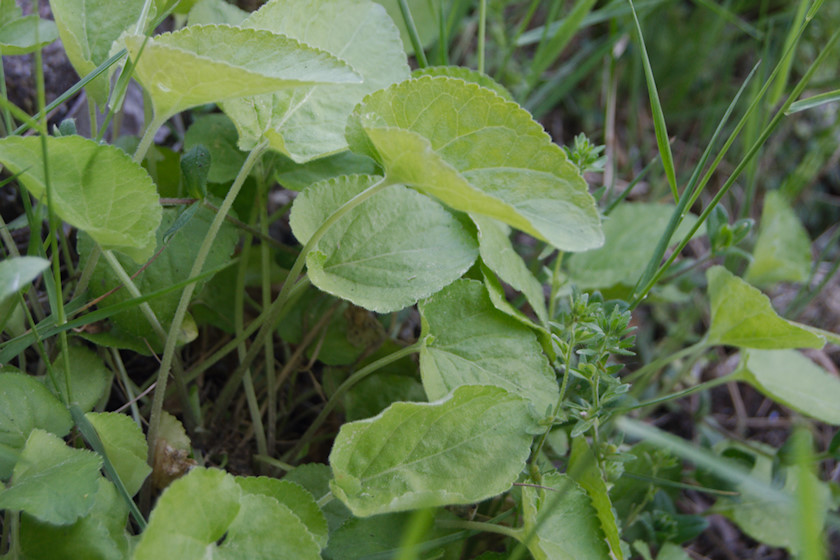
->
<box><xmin>0</xmin><ymin>0</ymin><xmax>839</xmax><ymax>558</ymax></box>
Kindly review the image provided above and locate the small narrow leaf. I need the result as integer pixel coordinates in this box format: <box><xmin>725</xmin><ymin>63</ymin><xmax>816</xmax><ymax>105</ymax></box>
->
<box><xmin>0</xmin><ymin>373</ymin><xmax>73</xmax><ymax>480</ymax></box>
<box><xmin>330</xmin><ymin>385</ymin><xmax>535</xmax><ymax>516</ymax></box>
<box><xmin>223</xmin><ymin>0</ymin><xmax>409</xmax><ymax>160</ymax></box>
<box><xmin>123</xmin><ymin>24</ymin><xmax>362</xmax><ymax>120</ymax></box>
<box><xmin>0</xmin><ymin>256</ymin><xmax>49</xmax><ymax>305</ymax></box>
<box><xmin>346</xmin><ymin>76</ymin><xmax>603</xmax><ymax>251</ymax></box>
<box><xmin>744</xmin><ymin>191</ymin><xmax>812</xmax><ymax>287</ymax></box>
<box><xmin>0</xmin><ymin>429</ymin><xmax>102</xmax><ymax>525</ymax></box>
<box><xmin>418</xmin><ymin>279</ymin><xmax>557</xmax><ymax>415</ymax></box>
<box><xmin>290</xmin><ymin>174</ymin><xmax>478</xmax><ymax>313</ymax></box>
<box><xmin>85</xmin><ymin>412</ymin><xmax>152</xmax><ymax>497</ymax></box>
<box><xmin>519</xmin><ymin>472</ymin><xmax>610</xmax><ymax>560</ymax></box>
<box><xmin>742</xmin><ymin>349</ymin><xmax>840</xmax><ymax>425</ymax></box>
<box><xmin>706</xmin><ymin>266</ymin><xmax>824</xmax><ymax>349</ymax></box>
<box><xmin>0</xmin><ymin>136</ymin><xmax>161</xmax><ymax>263</ymax></box>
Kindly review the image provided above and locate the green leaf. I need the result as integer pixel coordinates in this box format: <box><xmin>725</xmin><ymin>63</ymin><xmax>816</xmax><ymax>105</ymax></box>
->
<box><xmin>0</xmin><ymin>15</ymin><xmax>58</xmax><ymax>55</ymax></box>
<box><xmin>473</xmin><ymin>215</ymin><xmax>548</xmax><ymax>324</ymax></box>
<box><xmin>568</xmin><ymin>437</ymin><xmax>623</xmax><ymax>559</ymax></box>
<box><xmin>744</xmin><ymin>191</ymin><xmax>812</xmax><ymax>287</ymax></box>
<box><xmin>705</xmin><ymin>266</ymin><xmax>824</xmax><ymax>349</ymax></box>
<box><xmin>0</xmin><ymin>372</ymin><xmax>73</xmax><ymax>480</ymax></box>
<box><xmin>223</xmin><ymin>0</ymin><xmax>409</xmax><ymax>161</ymax></box>
<box><xmin>77</xmin><ymin>203</ymin><xmax>237</xmax><ymax>349</ymax></box>
<box><xmin>50</xmin><ymin>0</ymin><xmax>149</xmax><ymax>105</ymax></box>
<box><xmin>123</xmin><ymin>24</ymin><xmax>362</xmax><ymax>121</ymax></box>
<box><xmin>412</xmin><ymin>66</ymin><xmax>513</xmax><ymax>100</ymax></box>
<box><xmin>418</xmin><ymin>279</ymin><xmax>558</xmax><ymax>416</ymax></box>
<box><xmin>46</xmin><ymin>345</ymin><xmax>112</xmax><ymax>413</ymax></box>
<box><xmin>290</xmin><ymin>174</ymin><xmax>478</xmax><ymax>313</ymax></box>
<box><xmin>742</xmin><ymin>349</ymin><xmax>840</xmax><ymax>425</ymax></box>
<box><xmin>329</xmin><ymin>384</ymin><xmax>535</xmax><ymax>516</ymax></box>
<box><xmin>183</xmin><ymin>113</ymin><xmax>246</xmax><ymax>184</ymax></box>
<box><xmin>0</xmin><ymin>429</ymin><xmax>102</xmax><ymax>525</ymax></box>
<box><xmin>85</xmin><ymin>412</ymin><xmax>151</xmax><ymax>497</ymax></box>
<box><xmin>0</xmin><ymin>256</ymin><xmax>49</xmax><ymax>305</ymax></box>
<box><xmin>284</xmin><ymin>463</ymin><xmax>352</xmax><ymax>532</ymax></box>
<box><xmin>374</xmin><ymin>0</ymin><xmax>438</xmax><ymax>54</ymax></box>
<box><xmin>519</xmin><ymin>471</ymin><xmax>610</xmax><ymax>560</ymax></box>
<box><xmin>0</xmin><ymin>136</ymin><xmax>161</xmax><ymax>263</ymax></box>
<box><xmin>346</xmin><ymin>76</ymin><xmax>603</xmax><ymax>251</ymax></box>
<box><xmin>20</xmin><ymin>477</ymin><xmax>129</xmax><ymax>560</ymax></box>
<box><xmin>566</xmin><ymin>202</ymin><xmax>698</xmax><ymax>290</ymax></box>
<box><xmin>275</xmin><ymin>150</ymin><xmax>377</xmax><ymax>191</ymax></box>
<box><xmin>345</xmin><ymin>371</ymin><xmax>426</xmax><ymax>421</ymax></box>
<box><xmin>187</xmin><ymin>0</ymin><xmax>249</xmax><ymax>25</ymax></box>
<box><xmin>134</xmin><ymin>467</ymin><xmax>321</xmax><ymax>560</ymax></box>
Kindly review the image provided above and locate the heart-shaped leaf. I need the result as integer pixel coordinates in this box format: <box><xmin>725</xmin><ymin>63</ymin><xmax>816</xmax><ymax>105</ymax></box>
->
<box><xmin>290</xmin><ymin>174</ymin><xmax>478</xmax><ymax>312</ymax></box>
<box><xmin>222</xmin><ymin>0</ymin><xmax>409</xmax><ymax>161</ymax></box>
<box><xmin>419</xmin><ymin>279</ymin><xmax>557</xmax><ymax>415</ymax></box>
<box><xmin>706</xmin><ymin>266</ymin><xmax>823</xmax><ymax>349</ymax></box>
<box><xmin>123</xmin><ymin>24</ymin><xmax>362</xmax><ymax>121</ymax></box>
<box><xmin>0</xmin><ymin>136</ymin><xmax>161</xmax><ymax>263</ymax></box>
<box><xmin>330</xmin><ymin>384</ymin><xmax>535</xmax><ymax>516</ymax></box>
<box><xmin>0</xmin><ymin>373</ymin><xmax>73</xmax><ymax>481</ymax></box>
<box><xmin>0</xmin><ymin>429</ymin><xmax>102</xmax><ymax>525</ymax></box>
<box><xmin>346</xmin><ymin>76</ymin><xmax>603</xmax><ymax>251</ymax></box>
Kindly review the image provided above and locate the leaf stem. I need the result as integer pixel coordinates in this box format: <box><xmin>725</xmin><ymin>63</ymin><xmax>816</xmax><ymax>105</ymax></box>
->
<box><xmin>436</xmin><ymin>519</ymin><xmax>523</xmax><ymax>541</ymax></box>
<box><xmin>477</xmin><ymin>0</ymin><xmax>486</xmax><ymax>74</ymax></box>
<box><xmin>397</xmin><ymin>0</ymin><xmax>428</xmax><ymax>67</ymax></box>
<box><xmin>282</xmin><ymin>340</ymin><xmax>422</xmax><ymax>463</ymax></box>
<box><xmin>133</xmin><ymin>115</ymin><xmax>166</xmax><ymax>164</ymax></box>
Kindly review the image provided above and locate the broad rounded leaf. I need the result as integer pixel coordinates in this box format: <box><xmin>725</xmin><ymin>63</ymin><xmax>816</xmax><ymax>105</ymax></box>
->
<box><xmin>123</xmin><ymin>24</ymin><xmax>362</xmax><ymax>120</ymax></box>
<box><xmin>412</xmin><ymin>66</ymin><xmax>513</xmax><ymax>100</ymax></box>
<box><xmin>0</xmin><ymin>429</ymin><xmax>102</xmax><ymax>525</ymax></box>
<box><xmin>742</xmin><ymin>349</ymin><xmax>840</xmax><ymax>425</ymax></box>
<box><xmin>47</xmin><ymin>345</ymin><xmax>112</xmax><ymax>413</ymax></box>
<box><xmin>745</xmin><ymin>191</ymin><xmax>812</xmax><ymax>287</ymax></box>
<box><xmin>346</xmin><ymin>76</ymin><xmax>603</xmax><ymax>251</ymax></box>
<box><xmin>290</xmin><ymin>174</ymin><xmax>478</xmax><ymax>312</ymax></box>
<box><xmin>0</xmin><ymin>136</ymin><xmax>161</xmax><ymax>263</ymax></box>
<box><xmin>235</xmin><ymin>477</ymin><xmax>328</xmax><ymax>549</ymax></box>
<box><xmin>85</xmin><ymin>412</ymin><xmax>151</xmax><ymax>497</ymax></box>
<box><xmin>0</xmin><ymin>373</ymin><xmax>73</xmax><ymax>480</ymax></box>
<box><xmin>419</xmin><ymin>279</ymin><xmax>558</xmax><ymax>415</ymax></box>
<box><xmin>20</xmin><ymin>478</ymin><xmax>129</xmax><ymax>560</ymax></box>
<box><xmin>183</xmin><ymin>114</ymin><xmax>246</xmax><ymax>184</ymax></box>
<box><xmin>50</xmin><ymin>0</ymin><xmax>150</xmax><ymax>105</ymax></box>
<box><xmin>706</xmin><ymin>266</ymin><xmax>823</xmax><ymax>349</ymax></box>
<box><xmin>329</xmin><ymin>384</ymin><xmax>535</xmax><ymax>516</ymax></box>
<box><xmin>223</xmin><ymin>0</ymin><xmax>409</xmax><ymax>160</ymax></box>
<box><xmin>0</xmin><ymin>15</ymin><xmax>58</xmax><ymax>55</ymax></box>
<box><xmin>566</xmin><ymin>202</ymin><xmax>698</xmax><ymax>290</ymax></box>
<box><xmin>0</xmin><ymin>256</ymin><xmax>49</xmax><ymax>305</ymax></box>
<box><xmin>520</xmin><ymin>472</ymin><xmax>610</xmax><ymax>560</ymax></box>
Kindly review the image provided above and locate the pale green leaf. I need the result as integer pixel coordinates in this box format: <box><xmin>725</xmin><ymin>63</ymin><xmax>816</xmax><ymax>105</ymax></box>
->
<box><xmin>235</xmin><ymin>477</ymin><xmax>328</xmax><ymax>549</ymax></box>
<box><xmin>568</xmin><ymin>437</ymin><xmax>623</xmax><ymax>559</ymax></box>
<box><xmin>412</xmin><ymin>66</ymin><xmax>513</xmax><ymax>100</ymax></box>
<box><xmin>0</xmin><ymin>15</ymin><xmax>57</xmax><ymax>55</ymax></box>
<box><xmin>418</xmin><ymin>279</ymin><xmax>557</xmax><ymax>416</ymax></box>
<box><xmin>123</xmin><ymin>24</ymin><xmax>362</xmax><ymax>120</ymax></box>
<box><xmin>20</xmin><ymin>478</ymin><xmax>129</xmax><ymax>560</ymax></box>
<box><xmin>330</xmin><ymin>384</ymin><xmax>534</xmax><ymax>516</ymax></box>
<box><xmin>187</xmin><ymin>0</ymin><xmax>248</xmax><ymax>25</ymax></box>
<box><xmin>85</xmin><ymin>412</ymin><xmax>151</xmax><ymax>497</ymax></box>
<box><xmin>566</xmin><ymin>202</ymin><xmax>698</xmax><ymax>290</ymax></box>
<box><xmin>47</xmin><ymin>345</ymin><xmax>112</xmax><ymax>413</ymax></box>
<box><xmin>77</xmin><ymin>204</ymin><xmax>237</xmax><ymax>349</ymax></box>
<box><xmin>50</xmin><ymin>0</ymin><xmax>148</xmax><ymax>105</ymax></box>
<box><xmin>0</xmin><ymin>429</ymin><xmax>102</xmax><ymax>525</ymax></box>
<box><xmin>0</xmin><ymin>256</ymin><xmax>49</xmax><ymax>305</ymax></box>
<box><xmin>0</xmin><ymin>136</ymin><xmax>161</xmax><ymax>263</ymax></box>
<box><xmin>290</xmin><ymin>174</ymin><xmax>478</xmax><ymax>313</ymax></box>
<box><xmin>742</xmin><ymin>349</ymin><xmax>840</xmax><ymax>425</ymax></box>
<box><xmin>222</xmin><ymin>0</ymin><xmax>409</xmax><ymax>160</ymax></box>
<box><xmin>346</xmin><ymin>76</ymin><xmax>603</xmax><ymax>251</ymax></box>
<box><xmin>0</xmin><ymin>372</ymin><xmax>73</xmax><ymax>480</ymax></box>
<box><xmin>473</xmin><ymin>215</ymin><xmax>548</xmax><ymax>324</ymax></box>
<box><xmin>520</xmin><ymin>471</ymin><xmax>610</xmax><ymax>560</ymax></box>
<box><xmin>183</xmin><ymin>113</ymin><xmax>246</xmax><ymax>184</ymax></box>
<box><xmin>744</xmin><ymin>191</ymin><xmax>812</xmax><ymax>287</ymax></box>
<box><xmin>705</xmin><ymin>266</ymin><xmax>824</xmax><ymax>349</ymax></box>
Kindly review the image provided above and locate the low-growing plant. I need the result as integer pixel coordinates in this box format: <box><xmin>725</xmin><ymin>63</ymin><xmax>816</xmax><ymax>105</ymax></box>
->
<box><xmin>1</xmin><ymin>0</ymin><xmax>839</xmax><ymax>559</ymax></box>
